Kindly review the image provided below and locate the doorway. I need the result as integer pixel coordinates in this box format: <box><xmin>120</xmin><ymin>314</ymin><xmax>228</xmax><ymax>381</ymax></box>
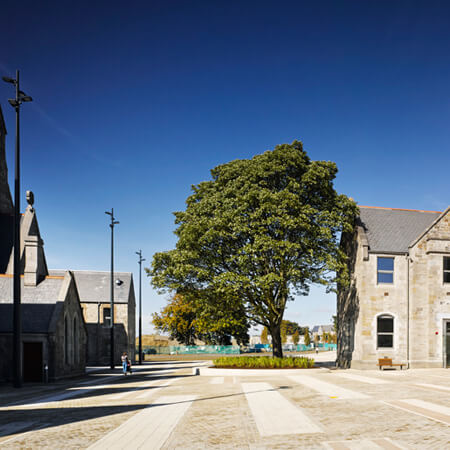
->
<box><xmin>23</xmin><ymin>342</ymin><xmax>43</xmax><ymax>382</ymax></box>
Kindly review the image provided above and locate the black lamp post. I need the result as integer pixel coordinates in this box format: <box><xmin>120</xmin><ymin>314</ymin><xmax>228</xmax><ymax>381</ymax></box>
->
<box><xmin>105</xmin><ymin>208</ymin><xmax>119</xmax><ymax>370</ymax></box>
<box><xmin>2</xmin><ymin>70</ymin><xmax>32</xmax><ymax>388</ymax></box>
<box><xmin>136</xmin><ymin>250</ymin><xmax>145</xmax><ymax>364</ymax></box>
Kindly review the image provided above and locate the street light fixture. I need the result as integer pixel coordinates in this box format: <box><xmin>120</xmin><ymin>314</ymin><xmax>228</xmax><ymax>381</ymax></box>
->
<box><xmin>2</xmin><ymin>70</ymin><xmax>33</xmax><ymax>388</ymax></box>
<box><xmin>105</xmin><ymin>208</ymin><xmax>119</xmax><ymax>370</ymax></box>
<box><xmin>136</xmin><ymin>250</ymin><xmax>145</xmax><ymax>364</ymax></box>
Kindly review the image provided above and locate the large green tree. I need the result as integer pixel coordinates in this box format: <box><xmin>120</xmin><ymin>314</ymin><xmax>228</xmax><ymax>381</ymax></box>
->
<box><xmin>150</xmin><ymin>141</ymin><xmax>357</xmax><ymax>357</ymax></box>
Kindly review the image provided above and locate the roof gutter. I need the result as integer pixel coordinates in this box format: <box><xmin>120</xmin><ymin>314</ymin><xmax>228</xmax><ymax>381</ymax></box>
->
<box><xmin>406</xmin><ymin>252</ymin><xmax>410</xmax><ymax>369</ymax></box>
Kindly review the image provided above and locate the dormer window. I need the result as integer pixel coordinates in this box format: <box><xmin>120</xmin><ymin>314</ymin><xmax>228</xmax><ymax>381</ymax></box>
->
<box><xmin>377</xmin><ymin>257</ymin><xmax>394</xmax><ymax>284</ymax></box>
<box><xmin>444</xmin><ymin>257</ymin><xmax>450</xmax><ymax>283</ymax></box>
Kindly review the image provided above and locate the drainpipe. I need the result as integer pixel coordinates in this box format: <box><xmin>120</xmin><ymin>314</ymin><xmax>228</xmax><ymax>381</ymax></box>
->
<box><xmin>406</xmin><ymin>253</ymin><xmax>410</xmax><ymax>369</ymax></box>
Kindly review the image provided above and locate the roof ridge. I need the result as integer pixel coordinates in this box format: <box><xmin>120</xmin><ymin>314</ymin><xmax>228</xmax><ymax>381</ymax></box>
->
<box><xmin>359</xmin><ymin>205</ymin><xmax>442</xmax><ymax>214</ymax></box>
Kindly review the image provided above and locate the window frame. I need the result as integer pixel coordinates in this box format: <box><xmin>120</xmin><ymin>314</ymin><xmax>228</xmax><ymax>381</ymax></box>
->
<box><xmin>444</xmin><ymin>256</ymin><xmax>450</xmax><ymax>284</ymax></box>
<box><xmin>377</xmin><ymin>256</ymin><xmax>394</xmax><ymax>284</ymax></box>
<box><xmin>103</xmin><ymin>307</ymin><xmax>111</xmax><ymax>327</ymax></box>
<box><xmin>377</xmin><ymin>314</ymin><xmax>394</xmax><ymax>349</ymax></box>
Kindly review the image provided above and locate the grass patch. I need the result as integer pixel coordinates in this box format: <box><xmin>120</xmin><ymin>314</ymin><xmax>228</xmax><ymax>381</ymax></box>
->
<box><xmin>213</xmin><ymin>356</ymin><xmax>315</xmax><ymax>369</ymax></box>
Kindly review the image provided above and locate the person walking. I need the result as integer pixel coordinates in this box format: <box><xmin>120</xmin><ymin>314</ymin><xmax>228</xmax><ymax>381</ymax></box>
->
<box><xmin>121</xmin><ymin>352</ymin><xmax>128</xmax><ymax>376</ymax></box>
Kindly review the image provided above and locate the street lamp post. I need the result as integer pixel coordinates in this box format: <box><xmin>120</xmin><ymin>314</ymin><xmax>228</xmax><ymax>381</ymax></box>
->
<box><xmin>136</xmin><ymin>250</ymin><xmax>145</xmax><ymax>364</ymax></box>
<box><xmin>2</xmin><ymin>70</ymin><xmax>32</xmax><ymax>388</ymax></box>
<box><xmin>105</xmin><ymin>208</ymin><xmax>119</xmax><ymax>370</ymax></box>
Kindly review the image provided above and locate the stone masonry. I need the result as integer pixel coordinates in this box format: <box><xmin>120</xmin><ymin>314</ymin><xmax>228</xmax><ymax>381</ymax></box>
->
<box><xmin>337</xmin><ymin>206</ymin><xmax>450</xmax><ymax>369</ymax></box>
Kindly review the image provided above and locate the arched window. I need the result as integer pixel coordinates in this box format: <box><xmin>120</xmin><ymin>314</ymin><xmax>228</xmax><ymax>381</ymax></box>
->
<box><xmin>73</xmin><ymin>317</ymin><xmax>77</xmax><ymax>365</ymax></box>
<box><xmin>377</xmin><ymin>315</ymin><xmax>394</xmax><ymax>348</ymax></box>
<box><xmin>64</xmin><ymin>316</ymin><xmax>69</xmax><ymax>365</ymax></box>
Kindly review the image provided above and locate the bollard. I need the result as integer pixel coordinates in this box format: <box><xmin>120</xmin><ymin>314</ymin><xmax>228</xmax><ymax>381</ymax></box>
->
<box><xmin>44</xmin><ymin>364</ymin><xmax>49</xmax><ymax>383</ymax></box>
<box><xmin>192</xmin><ymin>367</ymin><xmax>200</xmax><ymax>376</ymax></box>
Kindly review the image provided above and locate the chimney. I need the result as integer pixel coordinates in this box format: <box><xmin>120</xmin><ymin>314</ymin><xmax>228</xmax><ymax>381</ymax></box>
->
<box><xmin>24</xmin><ymin>235</ymin><xmax>47</xmax><ymax>286</ymax></box>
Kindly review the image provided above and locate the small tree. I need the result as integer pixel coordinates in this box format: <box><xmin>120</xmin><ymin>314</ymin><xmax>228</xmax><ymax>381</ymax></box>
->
<box><xmin>261</xmin><ymin>327</ymin><xmax>269</xmax><ymax>344</ymax></box>
<box><xmin>152</xmin><ymin>294</ymin><xmax>198</xmax><ymax>345</ymax></box>
<box><xmin>304</xmin><ymin>327</ymin><xmax>311</xmax><ymax>347</ymax></box>
<box><xmin>280</xmin><ymin>322</ymin><xmax>288</xmax><ymax>344</ymax></box>
<box><xmin>292</xmin><ymin>330</ymin><xmax>300</xmax><ymax>345</ymax></box>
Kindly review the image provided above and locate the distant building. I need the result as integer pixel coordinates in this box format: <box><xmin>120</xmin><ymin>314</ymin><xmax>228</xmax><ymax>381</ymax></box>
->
<box><xmin>311</xmin><ymin>325</ymin><xmax>334</xmax><ymax>341</ymax></box>
<box><xmin>338</xmin><ymin>205</ymin><xmax>450</xmax><ymax>369</ymax></box>
<box><xmin>0</xmin><ymin>105</ymin><xmax>135</xmax><ymax>382</ymax></box>
<box><xmin>74</xmin><ymin>271</ymin><xmax>135</xmax><ymax>365</ymax></box>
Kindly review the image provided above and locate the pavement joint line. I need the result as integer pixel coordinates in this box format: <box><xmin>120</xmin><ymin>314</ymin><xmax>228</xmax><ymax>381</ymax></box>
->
<box><xmin>382</xmin><ymin>399</ymin><xmax>450</xmax><ymax>425</ymax></box>
<box><xmin>330</xmin><ymin>372</ymin><xmax>390</xmax><ymax>385</ymax></box>
<box><xmin>87</xmin><ymin>394</ymin><xmax>197</xmax><ymax>449</ymax></box>
<box><xmin>242</xmin><ymin>382</ymin><xmax>322</xmax><ymax>436</ymax></box>
<box><xmin>323</xmin><ymin>438</ymin><xmax>406</xmax><ymax>449</ymax></box>
<box><xmin>135</xmin><ymin>378</ymin><xmax>178</xmax><ymax>400</ymax></box>
<box><xmin>287</xmin><ymin>375</ymin><xmax>370</xmax><ymax>399</ymax></box>
<box><xmin>412</xmin><ymin>382</ymin><xmax>450</xmax><ymax>393</ymax></box>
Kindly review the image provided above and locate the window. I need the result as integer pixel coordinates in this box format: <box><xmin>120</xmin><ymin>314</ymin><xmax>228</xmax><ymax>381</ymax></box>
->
<box><xmin>64</xmin><ymin>316</ymin><xmax>69</xmax><ymax>365</ymax></box>
<box><xmin>377</xmin><ymin>315</ymin><xmax>394</xmax><ymax>348</ymax></box>
<box><xmin>73</xmin><ymin>317</ymin><xmax>77</xmax><ymax>365</ymax></box>
<box><xmin>103</xmin><ymin>307</ymin><xmax>111</xmax><ymax>327</ymax></box>
<box><xmin>377</xmin><ymin>257</ymin><xmax>394</xmax><ymax>284</ymax></box>
<box><xmin>444</xmin><ymin>257</ymin><xmax>450</xmax><ymax>283</ymax></box>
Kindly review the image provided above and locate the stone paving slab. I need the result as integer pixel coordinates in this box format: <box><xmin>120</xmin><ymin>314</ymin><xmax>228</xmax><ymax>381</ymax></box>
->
<box><xmin>0</xmin><ymin>359</ymin><xmax>448</xmax><ymax>449</ymax></box>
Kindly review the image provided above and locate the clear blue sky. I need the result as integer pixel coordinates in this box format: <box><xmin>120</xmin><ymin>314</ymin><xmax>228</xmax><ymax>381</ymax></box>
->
<box><xmin>1</xmin><ymin>1</ymin><xmax>449</xmax><ymax>334</ymax></box>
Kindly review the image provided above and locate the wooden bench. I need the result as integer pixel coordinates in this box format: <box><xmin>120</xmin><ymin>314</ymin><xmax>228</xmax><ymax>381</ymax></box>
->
<box><xmin>378</xmin><ymin>358</ymin><xmax>405</xmax><ymax>370</ymax></box>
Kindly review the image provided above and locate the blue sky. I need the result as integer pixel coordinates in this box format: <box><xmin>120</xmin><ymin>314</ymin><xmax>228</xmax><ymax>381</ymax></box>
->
<box><xmin>1</xmin><ymin>1</ymin><xmax>449</xmax><ymax>334</ymax></box>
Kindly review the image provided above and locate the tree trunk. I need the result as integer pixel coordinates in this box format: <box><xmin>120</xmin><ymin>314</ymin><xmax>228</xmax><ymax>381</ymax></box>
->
<box><xmin>270</xmin><ymin>323</ymin><xmax>283</xmax><ymax>358</ymax></box>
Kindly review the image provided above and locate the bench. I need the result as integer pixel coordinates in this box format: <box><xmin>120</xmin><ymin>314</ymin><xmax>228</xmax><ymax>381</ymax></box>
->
<box><xmin>378</xmin><ymin>358</ymin><xmax>405</xmax><ymax>370</ymax></box>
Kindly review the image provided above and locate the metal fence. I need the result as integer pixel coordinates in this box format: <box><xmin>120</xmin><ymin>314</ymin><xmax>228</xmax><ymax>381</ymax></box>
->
<box><xmin>141</xmin><ymin>345</ymin><xmax>241</xmax><ymax>355</ymax></box>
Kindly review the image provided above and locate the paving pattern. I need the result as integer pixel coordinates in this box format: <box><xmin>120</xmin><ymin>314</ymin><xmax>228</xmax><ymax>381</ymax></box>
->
<box><xmin>0</xmin><ymin>355</ymin><xmax>448</xmax><ymax>449</ymax></box>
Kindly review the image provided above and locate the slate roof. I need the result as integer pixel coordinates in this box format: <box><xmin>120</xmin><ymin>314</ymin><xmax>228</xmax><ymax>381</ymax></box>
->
<box><xmin>0</xmin><ymin>275</ymin><xmax>65</xmax><ymax>333</ymax></box>
<box><xmin>358</xmin><ymin>206</ymin><xmax>441</xmax><ymax>254</ymax></box>
<box><xmin>311</xmin><ymin>325</ymin><xmax>334</xmax><ymax>333</ymax></box>
<box><xmin>49</xmin><ymin>270</ymin><xmax>133</xmax><ymax>304</ymax></box>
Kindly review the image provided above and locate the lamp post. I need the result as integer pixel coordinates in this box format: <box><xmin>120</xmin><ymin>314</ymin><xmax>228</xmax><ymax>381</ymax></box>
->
<box><xmin>2</xmin><ymin>70</ymin><xmax>33</xmax><ymax>388</ymax></box>
<box><xmin>136</xmin><ymin>250</ymin><xmax>145</xmax><ymax>364</ymax></box>
<box><xmin>105</xmin><ymin>208</ymin><xmax>119</xmax><ymax>370</ymax></box>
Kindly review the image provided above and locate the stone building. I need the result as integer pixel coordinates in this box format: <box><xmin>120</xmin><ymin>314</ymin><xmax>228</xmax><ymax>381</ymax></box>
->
<box><xmin>337</xmin><ymin>205</ymin><xmax>450</xmax><ymax>369</ymax></box>
<box><xmin>311</xmin><ymin>325</ymin><xmax>334</xmax><ymax>341</ymax></box>
<box><xmin>0</xmin><ymin>202</ymin><xmax>87</xmax><ymax>382</ymax></box>
<box><xmin>73</xmin><ymin>271</ymin><xmax>135</xmax><ymax>365</ymax></box>
<box><xmin>0</xmin><ymin>104</ymin><xmax>135</xmax><ymax>380</ymax></box>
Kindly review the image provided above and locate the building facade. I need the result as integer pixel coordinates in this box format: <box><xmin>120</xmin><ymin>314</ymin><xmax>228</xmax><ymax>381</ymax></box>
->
<box><xmin>74</xmin><ymin>271</ymin><xmax>135</xmax><ymax>365</ymax></box>
<box><xmin>337</xmin><ymin>206</ymin><xmax>450</xmax><ymax>369</ymax></box>
<box><xmin>0</xmin><ymin>202</ymin><xmax>87</xmax><ymax>382</ymax></box>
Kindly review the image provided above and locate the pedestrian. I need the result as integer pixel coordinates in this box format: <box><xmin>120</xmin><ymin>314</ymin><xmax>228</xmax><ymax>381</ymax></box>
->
<box><xmin>121</xmin><ymin>352</ymin><xmax>128</xmax><ymax>376</ymax></box>
<box><xmin>127</xmin><ymin>357</ymin><xmax>132</xmax><ymax>375</ymax></box>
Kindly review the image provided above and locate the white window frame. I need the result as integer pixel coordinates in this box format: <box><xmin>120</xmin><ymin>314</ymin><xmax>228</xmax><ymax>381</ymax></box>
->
<box><xmin>376</xmin><ymin>314</ymin><xmax>394</xmax><ymax>349</ymax></box>
<box><xmin>444</xmin><ymin>256</ymin><xmax>450</xmax><ymax>284</ymax></box>
<box><xmin>377</xmin><ymin>256</ymin><xmax>394</xmax><ymax>284</ymax></box>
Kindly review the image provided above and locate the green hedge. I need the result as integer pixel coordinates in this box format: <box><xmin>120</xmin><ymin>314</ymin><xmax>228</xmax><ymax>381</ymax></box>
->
<box><xmin>213</xmin><ymin>356</ymin><xmax>314</xmax><ymax>369</ymax></box>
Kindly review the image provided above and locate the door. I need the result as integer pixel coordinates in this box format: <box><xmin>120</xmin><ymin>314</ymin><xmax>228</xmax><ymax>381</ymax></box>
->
<box><xmin>445</xmin><ymin>321</ymin><xmax>450</xmax><ymax>368</ymax></box>
<box><xmin>23</xmin><ymin>342</ymin><xmax>43</xmax><ymax>382</ymax></box>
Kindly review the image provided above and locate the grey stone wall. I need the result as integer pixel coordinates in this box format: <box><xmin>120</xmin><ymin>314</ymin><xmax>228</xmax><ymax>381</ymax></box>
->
<box><xmin>52</xmin><ymin>279</ymin><xmax>87</xmax><ymax>380</ymax></box>
<box><xmin>82</xmin><ymin>301</ymin><xmax>134</xmax><ymax>365</ymax></box>
<box><xmin>338</xmin><ymin>209</ymin><xmax>450</xmax><ymax>369</ymax></box>
<box><xmin>409</xmin><ymin>210</ymin><xmax>450</xmax><ymax>368</ymax></box>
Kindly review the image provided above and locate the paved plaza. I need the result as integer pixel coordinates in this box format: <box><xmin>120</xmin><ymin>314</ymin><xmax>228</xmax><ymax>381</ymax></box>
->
<box><xmin>0</xmin><ymin>352</ymin><xmax>448</xmax><ymax>449</ymax></box>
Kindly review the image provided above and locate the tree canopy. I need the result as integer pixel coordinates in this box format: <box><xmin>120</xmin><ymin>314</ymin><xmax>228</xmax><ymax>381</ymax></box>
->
<box><xmin>152</xmin><ymin>293</ymin><xmax>249</xmax><ymax>346</ymax></box>
<box><xmin>150</xmin><ymin>141</ymin><xmax>357</xmax><ymax>357</ymax></box>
